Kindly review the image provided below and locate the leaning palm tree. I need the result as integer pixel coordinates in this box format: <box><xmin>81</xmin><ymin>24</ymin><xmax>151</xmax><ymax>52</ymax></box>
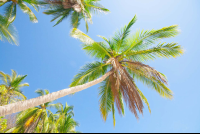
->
<box><xmin>6</xmin><ymin>89</ymin><xmax>58</xmax><ymax>133</ymax></box>
<box><xmin>0</xmin><ymin>14</ymin><xmax>18</xmax><ymax>45</ymax></box>
<box><xmin>0</xmin><ymin>70</ymin><xmax>29</xmax><ymax>106</ymax></box>
<box><xmin>0</xmin><ymin>16</ymin><xmax>184</xmax><ymax>124</ymax></box>
<box><xmin>0</xmin><ymin>0</ymin><xmax>42</xmax><ymax>24</ymax></box>
<box><xmin>43</xmin><ymin>0</ymin><xmax>109</xmax><ymax>31</ymax></box>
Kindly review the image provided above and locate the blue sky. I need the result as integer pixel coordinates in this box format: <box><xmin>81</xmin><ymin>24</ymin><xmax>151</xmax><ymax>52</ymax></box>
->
<box><xmin>0</xmin><ymin>0</ymin><xmax>200</xmax><ymax>132</ymax></box>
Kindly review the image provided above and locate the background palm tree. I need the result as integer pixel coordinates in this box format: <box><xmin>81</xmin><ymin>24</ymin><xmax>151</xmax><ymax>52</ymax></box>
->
<box><xmin>0</xmin><ymin>70</ymin><xmax>29</xmax><ymax>106</ymax></box>
<box><xmin>43</xmin><ymin>0</ymin><xmax>109</xmax><ymax>31</ymax></box>
<box><xmin>6</xmin><ymin>90</ymin><xmax>79</xmax><ymax>133</ymax></box>
<box><xmin>0</xmin><ymin>14</ymin><xmax>18</xmax><ymax>45</ymax></box>
<box><xmin>6</xmin><ymin>89</ymin><xmax>58</xmax><ymax>133</ymax></box>
<box><xmin>53</xmin><ymin>102</ymin><xmax>80</xmax><ymax>133</ymax></box>
<box><xmin>0</xmin><ymin>16</ymin><xmax>184</xmax><ymax>123</ymax></box>
<box><xmin>0</xmin><ymin>0</ymin><xmax>42</xmax><ymax>24</ymax></box>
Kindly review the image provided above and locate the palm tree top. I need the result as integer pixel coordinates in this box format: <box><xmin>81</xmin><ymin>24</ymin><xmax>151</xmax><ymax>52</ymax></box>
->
<box><xmin>70</xmin><ymin>15</ymin><xmax>184</xmax><ymax>126</ymax></box>
<box><xmin>43</xmin><ymin>0</ymin><xmax>109</xmax><ymax>31</ymax></box>
<box><xmin>0</xmin><ymin>0</ymin><xmax>42</xmax><ymax>24</ymax></box>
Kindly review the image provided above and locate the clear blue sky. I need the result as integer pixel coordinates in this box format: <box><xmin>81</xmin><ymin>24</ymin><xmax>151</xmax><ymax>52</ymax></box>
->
<box><xmin>0</xmin><ymin>0</ymin><xmax>200</xmax><ymax>132</ymax></box>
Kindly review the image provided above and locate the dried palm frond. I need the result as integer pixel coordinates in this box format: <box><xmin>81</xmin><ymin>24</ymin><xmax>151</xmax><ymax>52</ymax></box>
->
<box><xmin>107</xmin><ymin>58</ymin><xmax>144</xmax><ymax>119</ymax></box>
<box><xmin>123</xmin><ymin>61</ymin><xmax>168</xmax><ymax>84</ymax></box>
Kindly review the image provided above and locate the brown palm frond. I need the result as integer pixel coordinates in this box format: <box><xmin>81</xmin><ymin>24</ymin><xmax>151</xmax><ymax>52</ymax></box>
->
<box><xmin>109</xmin><ymin>73</ymin><xmax>122</xmax><ymax>115</ymax></box>
<box><xmin>107</xmin><ymin>58</ymin><xmax>144</xmax><ymax>119</ymax></box>
<box><xmin>45</xmin><ymin>0</ymin><xmax>81</xmax><ymax>11</ymax></box>
<box><xmin>45</xmin><ymin>0</ymin><xmax>62</xmax><ymax>5</ymax></box>
<box><xmin>122</xmin><ymin>61</ymin><xmax>168</xmax><ymax>85</ymax></box>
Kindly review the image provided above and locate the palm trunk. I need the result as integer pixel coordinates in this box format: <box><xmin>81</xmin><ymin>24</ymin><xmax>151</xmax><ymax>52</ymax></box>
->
<box><xmin>0</xmin><ymin>71</ymin><xmax>112</xmax><ymax>116</ymax></box>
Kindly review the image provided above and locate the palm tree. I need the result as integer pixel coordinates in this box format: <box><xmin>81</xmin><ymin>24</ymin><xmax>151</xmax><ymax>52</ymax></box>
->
<box><xmin>43</xmin><ymin>0</ymin><xmax>109</xmax><ymax>31</ymax></box>
<box><xmin>37</xmin><ymin>102</ymin><xmax>80</xmax><ymax>133</ymax></box>
<box><xmin>6</xmin><ymin>89</ymin><xmax>58</xmax><ymax>133</ymax></box>
<box><xmin>0</xmin><ymin>70</ymin><xmax>29</xmax><ymax>106</ymax></box>
<box><xmin>0</xmin><ymin>16</ymin><xmax>184</xmax><ymax>123</ymax></box>
<box><xmin>0</xmin><ymin>14</ymin><xmax>18</xmax><ymax>45</ymax></box>
<box><xmin>69</xmin><ymin>15</ymin><xmax>184</xmax><ymax>125</ymax></box>
<box><xmin>53</xmin><ymin>102</ymin><xmax>79</xmax><ymax>133</ymax></box>
<box><xmin>0</xmin><ymin>0</ymin><xmax>42</xmax><ymax>24</ymax></box>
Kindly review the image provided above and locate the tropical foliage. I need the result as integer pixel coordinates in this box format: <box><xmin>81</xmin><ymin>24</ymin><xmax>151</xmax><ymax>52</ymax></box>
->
<box><xmin>6</xmin><ymin>89</ymin><xmax>79</xmax><ymax>133</ymax></box>
<box><xmin>0</xmin><ymin>70</ymin><xmax>29</xmax><ymax>106</ymax></box>
<box><xmin>43</xmin><ymin>0</ymin><xmax>109</xmax><ymax>31</ymax></box>
<box><xmin>0</xmin><ymin>14</ymin><xmax>18</xmax><ymax>45</ymax></box>
<box><xmin>0</xmin><ymin>116</ymin><xmax>7</xmax><ymax>133</ymax></box>
<box><xmin>0</xmin><ymin>0</ymin><xmax>42</xmax><ymax>24</ymax></box>
<box><xmin>70</xmin><ymin>15</ymin><xmax>184</xmax><ymax>126</ymax></box>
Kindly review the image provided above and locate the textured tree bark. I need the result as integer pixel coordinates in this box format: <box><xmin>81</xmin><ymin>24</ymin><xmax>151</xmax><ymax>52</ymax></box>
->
<box><xmin>0</xmin><ymin>71</ymin><xmax>113</xmax><ymax>116</ymax></box>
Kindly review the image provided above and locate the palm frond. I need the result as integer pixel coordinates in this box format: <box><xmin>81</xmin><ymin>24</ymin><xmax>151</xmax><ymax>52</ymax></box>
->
<box><xmin>136</xmin><ymin>87</ymin><xmax>151</xmax><ymax>113</ymax></box>
<box><xmin>70</xmin><ymin>61</ymin><xmax>109</xmax><ymax>87</ymax></box>
<box><xmin>123</xmin><ymin>25</ymin><xmax>180</xmax><ymax>55</ymax></box>
<box><xmin>127</xmin><ymin>42</ymin><xmax>184</xmax><ymax>61</ymax></box>
<box><xmin>0</xmin><ymin>15</ymin><xmax>18</xmax><ymax>45</ymax></box>
<box><xmin>112</xmin><ymin>15</ymin><xmax>137</xmax><ymax>52</ymax></box>
<box><xmin>18</xmin><ymin>1</ymin><xmax>38</xmax><ymax>23</ymax></box>
<box><xmin>99</xmin><ymin>78</ymin><xmax>114</xmax><ymax>121</ymax></box>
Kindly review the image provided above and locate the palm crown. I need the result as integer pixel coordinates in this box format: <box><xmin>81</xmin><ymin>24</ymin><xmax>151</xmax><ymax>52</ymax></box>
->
<box><xmin>0</xmin><ymin>0</ymin><xmax>41</xmax><ymax>24</ymax></box>
<box><xmin>43</xmin><ymin>0</ymin><xmax>109</xmax><ymax>31</ymax></box>
<box><xmin>70</xmin><ymin>15</ymin><xmax>184</xmax><ymax>126</ymax></box>
<box><xmin>7</xmin><ymin>89</ymin><xmax>59</xmax><ymax>133</ymax></box>
<box><xmin>0</xmin><ymin>70</ymin><xmax>29</xmax><ymax>106</ymax></box>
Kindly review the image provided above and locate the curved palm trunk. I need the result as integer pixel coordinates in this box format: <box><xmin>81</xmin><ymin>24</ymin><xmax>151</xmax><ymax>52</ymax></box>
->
<box><xmin>0</xmin><ymin>71</ymin><xmax>112</xmax><ymax>116</ymax></box>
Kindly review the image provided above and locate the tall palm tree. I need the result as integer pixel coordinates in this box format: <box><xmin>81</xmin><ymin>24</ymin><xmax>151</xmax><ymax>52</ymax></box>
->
<box><xmin>6</xmin><ymin>89</ymin><xmax>58</xmax><ymax>133</ymax></box>
<box><xmin>0</xmin><ymin>70</ymin><xmax>29</xmax><ymax>106</ymax></box>
<box><xmin>0</xmin><ymin>0</ymin><xmax>42</xmax><ymax>24</ymax></box>
<box><xmin>0</xmin><ymin>14</ymin><xmax>18</xmax><ymax>45</ymax></box>
<box><xmin>43</xmin><ymin>0</ymin><xmax>109</xmax><ymax>31</ymax></box>
<box><xmin>0</xmin><ymin>16</ymin><xmax>184</xmax><ymax>123</ymax></box>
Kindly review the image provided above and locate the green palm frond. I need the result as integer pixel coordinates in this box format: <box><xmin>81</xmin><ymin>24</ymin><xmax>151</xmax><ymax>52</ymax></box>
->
<box><xmin>99</xmin><ymin>78</ymin><xmax>114</xmax><ymax>121</ymax></box>
<box><xmin>71</xmin><ymin>28</ymin><xmax>112</xmax><ymax>59</ymax></box>
<box><xmin>136</xmin><ymin>87</ymin><xmax>151</xmax><ymax>113</ymax></box>
<box><xmin>11</xmin><ymin>75</ymin><xmax>27</xmax><ymax>89</ymax></box>
<box><xmin>4</xmin><ymin>2</ymin><xmax>16</xmax><ymax>25</ymax></box>
<box><xmin>70</xmin><ymin>61</ymin><xmax>109</xmax><ymax>87</ymax></box>
<box><xmin>0</xmin><ymin>1</ymin><xmax>7</xmax><ymax>7</ymax></box>
<box><xmin>127</xmin><ymin>43</ymin><xmax>184</xmax><ymax>61</ymax></box>
<box><xmin>18</xmin><ymin>83</ymin><xmax>29</xmax><ymax>88</ymax></box>
<box><xmin>0</xmin><ymin>71</ymin><xmax>8</xmax><ymax>84</ymax></box>
<box><xmin>71</xmin><ymin>11</ymin><xmax>82</xmax><ymax>28</ymax></box>
<box><xmin>0</xmin><ymin>15</ymin><xmax>18</xmax><ymax>45</ymax></box>
<box><xmin>12</xmin><ymin>91</ymin><xmax>27</xmax><ymax>100</ymax></box>
<box><xmin>112</xmin><ymin>15</ymin><xmax>137</xmax><ymax>53</ymax></box>
<box><xmin>71</xmin><ymin>28</ymin><xmax>95</xmax><ymax>44</ymax></box>
<box><xmin>18</xmin><ymin>0</ymin><xmax>38</xmax><ymax>23</ymax></box>
<box><xmin>123</xmin><ymin>25</ymin><xmax>180</xmax><ymax>54</ymax></box>
<box><xmin>111</xmin><ymin>103</ymin><xmax>115</xmax><ymax>127</ymax></box>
